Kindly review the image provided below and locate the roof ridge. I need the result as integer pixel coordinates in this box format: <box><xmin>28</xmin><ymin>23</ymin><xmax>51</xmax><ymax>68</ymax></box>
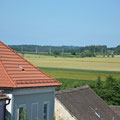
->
<box><xmin>110</xmin><ymin>106</ymin><xmax>120</xmax><ymax>107</ymax></box>
<box><xmin>56</xmin><ymin>85</ymin><xmax>89</xmax><ymax>94</ymax></box>
<box><xmin>0</xmin><ymin>59</ymin><xmax>16</xmax><ymax>88</ymax></box>
<box><xmin>0</xmin><ymin>41</ymin><xmax>58</xmax><ymax>82</ymax></box>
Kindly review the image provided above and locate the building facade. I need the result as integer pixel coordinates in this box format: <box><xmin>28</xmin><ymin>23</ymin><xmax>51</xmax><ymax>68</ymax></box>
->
<box><xmin>0</xmin><ymin>41</ymin><xmax>61</xmax><ymax>120</ymax></box>
<box><xmin>6</xmin><ymin>87</ymin><xmax>55</xmax><ymax>120</ymax></box>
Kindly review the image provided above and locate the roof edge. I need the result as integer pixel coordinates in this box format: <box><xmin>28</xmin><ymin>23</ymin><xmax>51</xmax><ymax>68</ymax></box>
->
<box><xmin>0</xmin><ymin>60</ymin><xmax>16</xmax><ymax>88</ymax></box>
<box><xmin>56</xmin><ymin>85</ymin><xmax>89</xmax><ymax>95</ymax></box>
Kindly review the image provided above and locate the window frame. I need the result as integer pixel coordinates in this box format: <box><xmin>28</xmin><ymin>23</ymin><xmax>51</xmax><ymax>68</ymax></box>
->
<box><xmin>31</xmin><ymin>102</ymin><xmax>39</xmax><ymax>120</ymax></box>
<box><xmin>43</xmin><ymin>101</ymin><xmax>49</xmax><ymax>120</ymax></box>
<box><xmin>17</xmin><ymin>104</ymin><xmax>26</xmax><ymax>120</ymax></box>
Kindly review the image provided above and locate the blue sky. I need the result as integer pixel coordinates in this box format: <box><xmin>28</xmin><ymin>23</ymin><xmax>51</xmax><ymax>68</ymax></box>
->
<box><xmin>0</xmin><ymin>0</ymin><xmax>120</xmax><ymax>47</ymax></box>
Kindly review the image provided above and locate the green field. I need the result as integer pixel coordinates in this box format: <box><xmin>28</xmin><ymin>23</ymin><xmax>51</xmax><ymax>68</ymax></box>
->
<box><xmin>38</xmin><ymin>67</ymin><xmax>120</xmax><ymax>90</ymax></box>
<box><xmin>24</xmin><ymin>54</ymin><xmax>120</xmax><ymax>90</ymax></box>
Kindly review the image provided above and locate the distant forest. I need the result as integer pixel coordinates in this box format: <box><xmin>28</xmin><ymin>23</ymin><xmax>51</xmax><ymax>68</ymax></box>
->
<box><xmin>9</xmin><ymin>45</ymin><xmax>120</xmax><ymax>55</ymax></box>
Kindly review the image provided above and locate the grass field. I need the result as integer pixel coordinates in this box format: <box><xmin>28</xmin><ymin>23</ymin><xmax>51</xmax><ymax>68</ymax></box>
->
<box><xmin>38</xmin><ymin>67</ymin><xmax>120</xmax><ymax>90</ymax></box>
<box><xmin>24</xmin><ymin>54</ymin><xmax>120</xmax><ymax>90</ymax></box>
<box><xmin>38</xmin><ymin>67</ymin><xmax>120</xmax><ymax>81</ymax></box>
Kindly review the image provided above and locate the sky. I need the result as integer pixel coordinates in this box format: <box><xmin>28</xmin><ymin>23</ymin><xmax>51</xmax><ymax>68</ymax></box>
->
<box><xmin>0</xmin><ymin>0</ymin><xmax>120</xmax><ymax>47</ymax></box>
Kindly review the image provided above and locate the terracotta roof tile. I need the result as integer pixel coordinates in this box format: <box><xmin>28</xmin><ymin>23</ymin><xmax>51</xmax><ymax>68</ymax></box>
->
<box><xmin>0</xmin><ymin>41</ymin><xmax>62</xmax><ymax>88</ymax></box>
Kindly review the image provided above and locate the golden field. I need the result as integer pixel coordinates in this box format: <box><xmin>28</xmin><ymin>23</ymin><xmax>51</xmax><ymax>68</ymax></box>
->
<box><xmin>26</xmin><ymin>57</ymin><xmax>120</xmax><ymax>72</ymax></box>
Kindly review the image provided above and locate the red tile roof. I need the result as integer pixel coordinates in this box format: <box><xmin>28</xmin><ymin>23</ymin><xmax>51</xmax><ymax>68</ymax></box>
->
<box><xmin>0</xmin><ymin>41</ymin><xmax>62</xmax><ymax>88</ymax></box>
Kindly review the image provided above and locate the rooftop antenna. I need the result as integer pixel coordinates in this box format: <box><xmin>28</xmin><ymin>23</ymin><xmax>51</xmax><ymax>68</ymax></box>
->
<box><xmin>18</xmin><ymin>64</ymin><xmax>24</xmax><ymax>71</ymax></box>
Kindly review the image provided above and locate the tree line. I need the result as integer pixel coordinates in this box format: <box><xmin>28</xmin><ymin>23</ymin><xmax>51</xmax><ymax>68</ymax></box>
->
<box><xmin>93</xmin><ymin>76</ymin><xmax>120</xmax><ymax>105</ymax></box>
<box><xmin>9</xmin><ymin>45</ymin><xmax>120</xmax><ymax>57</ymax></box>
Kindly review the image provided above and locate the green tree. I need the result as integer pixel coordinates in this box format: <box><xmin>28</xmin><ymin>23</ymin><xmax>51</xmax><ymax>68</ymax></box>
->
<box><xmin>19</xmin><ymin>109</ymin><xmax>28</xmax><ymax>120</ymax></box>
<box><xmin>96</xmin><ymin>76</ymin><xmax>103</xmax><ymax>89</ymax></box>
<box><xmin>95</xmin><ymin>75</ymin><xmax>120</xmax><ymax>105</ymax></box>
<box><xmin>53</xmin><ymin>50</ymin><xmax>61</xmax><ymax>57</ymax></box>
<box><xmin>107</xmin><ymin>54</ymin><xmax>110</xmax><ymax>57</ymax></box>
<box><xmin>94</xmin><ymin>75</ymin><xmax>120</xmax><ymax>105</ymax></box>
<box><xmin>71</xmin><ymin>49</ymin><xmax>76</xmax><ymax>55</ymax></box>
<box><xmin>111</xmin><ymin>54</ymin><xmax>114</xmax><ymax>57</ymax></box>
<box><xmin>80</xmin><ymin>51</ymin><xmax>96</xmax><ymax>58</ymax></box>
<box><xmin>104</xmin><ymin>75</ymin><xmax>117</xmax><ymax>89</ymax></box>
<box><xmin>114</xmin><ymin>45</ymin><xmax>120</xmax><ymax>55</ymax></box>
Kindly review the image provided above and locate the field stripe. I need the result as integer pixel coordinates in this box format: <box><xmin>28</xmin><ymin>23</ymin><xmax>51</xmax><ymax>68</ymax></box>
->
<box><xmin>38</xmin><ymin>67</ymin><xmax>120</xmax><ymax>74</ymax></box>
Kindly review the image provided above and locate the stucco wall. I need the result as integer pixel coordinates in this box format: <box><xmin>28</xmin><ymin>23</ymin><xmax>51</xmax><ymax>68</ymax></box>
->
<box><xmin>55</xmin><ymin>98</ymin><xmax>76</xmax><ymax>120</ymax></box>
<box><xmin>0</xmin><ymin>101</ymin><xmax>5</xmax><ymax>120</ymax></box>
<box><xmin>6</xmin><ymin>87</ymin><xmax>55</xmax><ymax>120</ymax></box>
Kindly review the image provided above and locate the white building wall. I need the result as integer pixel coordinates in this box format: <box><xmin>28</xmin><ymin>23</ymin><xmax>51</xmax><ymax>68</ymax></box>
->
<box><xmin>55</xmin><ymin>98</ymin><xmax>77</xmax><ymax>120</ymax></box>
<box><xmin>5</xmin><ymin>87</ymin><xmax>55</xmax><ymax>120</ymax></box>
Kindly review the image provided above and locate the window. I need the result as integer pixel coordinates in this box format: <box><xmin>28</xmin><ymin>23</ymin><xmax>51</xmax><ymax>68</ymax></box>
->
<box><xmin>18</xmin><ymin>104</ymin><xmax>26</xmax><ymax>120</ymax></box>
<box><xmin>95</xmin><ymin>112</ymin><xmax>101</xmax><ymax>118</ymax></box>
<box><xmin>31</xmin><ymin>103</ymin><xmax>38</xmax><ymax>120</ymax></box>
<box><xmin>43</xmin><ymin>101</ymin><xmax>49</xmax><ymax>120</ymax></box>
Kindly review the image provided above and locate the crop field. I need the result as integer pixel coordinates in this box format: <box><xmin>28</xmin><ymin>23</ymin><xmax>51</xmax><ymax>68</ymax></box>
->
<box><xmin>37</xmin><ymin>67</ymin><xmax>120</xmax><ymax>80</ymax></box>
<box><xmin>26</xmin><ymin>57</ymin><xmax>120</xmax><ymax>71</ymax></box>
<box><xmin>24</xmin><ymin>54</ymin><xmax>120</xmax><ymax>90</ymax></box>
